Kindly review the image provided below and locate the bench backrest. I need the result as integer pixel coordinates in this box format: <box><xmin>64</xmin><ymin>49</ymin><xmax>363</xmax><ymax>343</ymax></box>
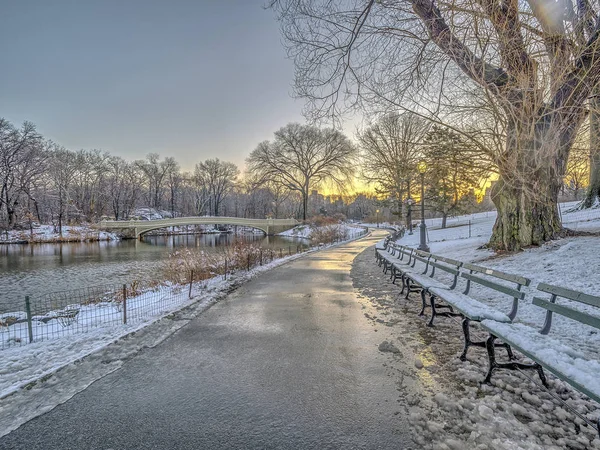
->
<box><xmin>397</xmin><ymin>246</ymin><xmax>413</xmax><ymax>262</ymax></box>
<box><xmin>460</xmin><ymin>263</ymin><xmax>531</xmax><ymax>320</ymax></box>
<box><xmin>410</xmin><ymin>250</ymin><xmax>432</xmax><ymax>273</ymax></box>
<box><xmin>428</xmin><ymin>254</ymin><xmax>462</xmax><ymax>289</ymax></box>
<box><xmin>534</xmin><ymin>283</ymin><xmax>600</xmax><ymax>335</ymax></box>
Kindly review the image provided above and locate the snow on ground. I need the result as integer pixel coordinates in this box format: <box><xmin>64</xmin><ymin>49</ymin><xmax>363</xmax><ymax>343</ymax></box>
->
<box><xmin>395</xmin><ymin>205</ymin><xmax>600</xmax><ymax>357</ymax></box>
<box><xmin>352</xmin><ymin>247</ymin><xmax>600</xmax><ymax>450</ymax></box>
<box><xmin>278</xmin><ymin>222</ymin><xmax>366</xmax><ymax>239</ymax></box>
<box><xmin>376</xmin><ymin>203</ymin><xmax>600</xmax><ymax>447</ymax></box>
<box><xmin>0</xmin><ymin>225</ymin><xmax>118</xmax><ymax>244</ymax></box>
<box><xmin>0</xmin><ymin>231</ymin><xmax>368</xmax><ymax>437</ymax></box>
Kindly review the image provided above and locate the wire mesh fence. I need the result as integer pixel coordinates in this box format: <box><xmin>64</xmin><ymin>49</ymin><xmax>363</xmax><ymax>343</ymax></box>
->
<box><xmin>1</xmin><ymin>226</ymin><xmax>368</xmax><ymax>350</ymax></box>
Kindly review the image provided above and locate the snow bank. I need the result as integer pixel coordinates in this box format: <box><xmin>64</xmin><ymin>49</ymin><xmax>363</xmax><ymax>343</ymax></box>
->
<box><xmin>0</xmin><ymin>225</ymin><xmax>118</xmax><ymax>244</ymax></box>
<box><xmin>278</xmin><ymin>222</ymin><xmax>366</xmax><ymax>239</ymax></box>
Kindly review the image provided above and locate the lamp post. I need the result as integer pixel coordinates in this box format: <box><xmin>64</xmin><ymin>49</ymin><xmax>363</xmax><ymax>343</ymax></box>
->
<box><xmin>376</xmin><ymin>209</ymin><xmax>380</xmax><ymax>228</ymax></box>
<box><xmin>417</xmin><ymin>161</ymin><xmax>430</xmax><ymax>252</ymax></box>
<box><xmin>406</xmin><ymin>198</ymin><xmax>414</xmax><ymax>235</ymax></box>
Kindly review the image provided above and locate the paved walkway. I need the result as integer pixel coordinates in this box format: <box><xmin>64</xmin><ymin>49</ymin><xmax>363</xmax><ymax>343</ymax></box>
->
<box><xmin>2</xmin><ymin>230</ymin><xmax>413</xmax><ymax>449</ymax></box>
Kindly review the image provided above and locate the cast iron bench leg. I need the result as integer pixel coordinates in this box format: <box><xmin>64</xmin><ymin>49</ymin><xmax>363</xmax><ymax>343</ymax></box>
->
<box><xmin>484</xmin><ymin>334</ymin><xmax>547</xmax><ymax>387</ymax></box>
<box><xmin>419</xmin><ymin>290</ymin><xmax>427</xmax><ymax>316</ymax></box>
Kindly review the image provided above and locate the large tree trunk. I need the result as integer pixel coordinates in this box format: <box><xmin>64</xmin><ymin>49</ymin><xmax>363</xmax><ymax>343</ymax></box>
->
<box><xmin>488</xmin><ymin>121</ymin><xmax>565</xmax><ymax>251</ymax></box>
<box><xmin>489</xmin><ymin>176</ymin><xmax>562</xmax><ymax>251</ymax></box>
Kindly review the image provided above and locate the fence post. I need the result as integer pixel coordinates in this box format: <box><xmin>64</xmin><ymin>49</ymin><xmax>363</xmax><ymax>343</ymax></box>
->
<box><xmin>189</xmin><ymin>270</ymin><xmax>194</xmax><ymax>299</ymax></box>
<box><xmin>288</xmin><ymin>246</ymin><xmax>291</xmax><ymax>256</ymax></box>
<box><xmin>259</xmin><ymin>249</ymin><xmax>263</xmax><ymax>266</ymax></box>
<box><xmin>247</xmin><ymin>254</ymin><xmax>251</xmax><ymax>271</ymax></box>
<box><xmin>224</xmin><ymin>259</ymin><xmax>228</xmax><ymax>280</ymax></box>
<box><xmin>25</xmin><ymin>296</ymin><xmax>33</xmax><ymax>343</ymax></box>
<box><xmin>279</xmin><ymin>248</ymin><xmax>283</xmax><ymax>258</ymax></box>
<box><xmin>122</xmin><ymin>284</ymin><xmax>127</xmax><ymax>324</ymax></box>
<box><xmin>468</xmin><ymin>220</ymin><xmax>472</xmax><ymax>238</ymax></box>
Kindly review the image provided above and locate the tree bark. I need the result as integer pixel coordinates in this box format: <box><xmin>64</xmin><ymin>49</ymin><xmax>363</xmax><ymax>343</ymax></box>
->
<box><xmin>302</xmin><ymin>191</ymin><xmax>308</xmax><ymax>221</ymax></box>
<box><xmin>489</xmin><ymin>176</ymin><xmax>562</xmax><ymax>251</ymax></box>
<box><xmin>441</xmin><ymin>213</ymin><xmax>447</xmax><ymax>229</ymax></box>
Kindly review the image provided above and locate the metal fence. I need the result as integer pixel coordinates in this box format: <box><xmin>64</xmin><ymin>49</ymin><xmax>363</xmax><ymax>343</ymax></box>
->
<box><xmin>1</xmin><ymin>227</ymin><xmax>368</xmax><ymax>350</ymax></box>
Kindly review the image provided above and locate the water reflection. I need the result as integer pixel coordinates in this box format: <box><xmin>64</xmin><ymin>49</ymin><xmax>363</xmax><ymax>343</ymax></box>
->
<box><xmin>0</xmin><ymin>233</ymin><xmax>307</xmax><ymax>312</ymax></box>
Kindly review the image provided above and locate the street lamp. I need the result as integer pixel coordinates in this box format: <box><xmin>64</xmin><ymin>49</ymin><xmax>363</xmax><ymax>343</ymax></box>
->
<box><xmin>376</xmin><ymin>209</ymin><xmax>380</xmax><ymax>228</ymax></box>
<box><xmin>417</xmin><ymin>160</ymin><xmax>430</xmax><ymax>252</ymax></box>
<box><xmin>406</xmin><ymin>198</ymin><xmax>414</xmax><ymax>235</ymax></box>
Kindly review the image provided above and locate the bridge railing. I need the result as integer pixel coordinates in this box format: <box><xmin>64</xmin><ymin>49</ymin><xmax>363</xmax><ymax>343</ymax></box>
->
<box><xmin>98</xmin><ymin>217</ymin><xmax>300</xmax><ymax>227</ymax></box>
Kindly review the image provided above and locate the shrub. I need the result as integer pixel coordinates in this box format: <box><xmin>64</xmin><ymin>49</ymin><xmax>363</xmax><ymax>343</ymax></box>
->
<box><xmin>309</xmin><ymin>224</ymin><xmax>348</xmax><ymax>244</ymax></box>
<box><xmin>162</xmin><ymin>240</ymin><xmax>268</xmax><ymax>284</ymax></box>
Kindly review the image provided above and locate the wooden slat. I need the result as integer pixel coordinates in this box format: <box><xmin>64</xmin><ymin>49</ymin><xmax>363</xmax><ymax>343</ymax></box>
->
<box><xmin>431</xmin><ymin>254</ymin><xmax>462</xmax><ymax>267</ymax></box>
<box><xmin>532</xmin><ymin>297</ymin><xmax>600</xmax><ymax>330</ymax></box>
<box><xmin>536</xmin><ymin>283</ymin><xmax>600</xmax><ymax>308</ymax></box>
<box><xmin>429</xmin><ymin>260</ymin><xmax>459</xmax><ymax>275</ymax></box>
<box><xmin>461</xmin><ymin>262</ymin><xmax>531</xmax><ymax>286</ymax></box>
<box><xmin>461</xmin><ymin>272</ymin><xmax>525</xmax><ymax>299</ymax></box>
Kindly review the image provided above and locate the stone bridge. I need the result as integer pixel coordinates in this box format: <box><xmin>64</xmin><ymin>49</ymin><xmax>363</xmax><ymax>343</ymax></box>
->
<box><xmin>96</xmin><ymin>217</ymin><xmax>300</xmax><ymax>239</ymax></box>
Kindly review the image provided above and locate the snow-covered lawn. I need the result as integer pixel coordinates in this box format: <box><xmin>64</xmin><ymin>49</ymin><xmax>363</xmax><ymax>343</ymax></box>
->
<box><xmin>0</xmin><ymin>225</ymin><xmax>118</xmax><ymax>244</ymax></box>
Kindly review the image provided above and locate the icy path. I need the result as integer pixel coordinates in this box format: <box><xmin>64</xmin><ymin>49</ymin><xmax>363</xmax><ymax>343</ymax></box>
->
<box><xmin>1</xmin><ymin>230</ymin><xmax>414</xmax><ymax>449</ymax></box>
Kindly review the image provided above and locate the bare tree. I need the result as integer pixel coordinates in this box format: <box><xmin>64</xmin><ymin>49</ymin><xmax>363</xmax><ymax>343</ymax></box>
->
<box><xmin>271</xmin><ymin>0</ymin><xmax>600</xmax><ymax>250</ymax></box>
<box><xmin>247</xmin><ymin>123</ymin><xmax>356</xmax><ymax>220</ymax></box>
<box><xmin>583</xmin><ymin>96</ymin><xmax>600</xmax><ymax>207</ymax></box>
<box><xmin>423</xmin><ymin>126</ymin><xmax>490</xmax><ymax>227</ymax></box>
<box><xmin>163</xmin><ymin>157</ymin><xmax>181</xmax><ymax>217</ymax></box>
<box><xmin>135</xmin><ymin>154</ymin><xmax>174</xmax><ymax>209</ymax></box>
<box><xmin>47</xmin><ymin>146</ymin><xmax>77</xmax><ymax>235</ymax></box>
<box><xmin>358</xmin><ymin>112</ymin><xmax>429</xmax><ymax>222</ymax></box>
<box><xmin>565</xmin><ymin>136</ymin><xmax>590</xmax><ymax>201</ymax></box>
<box><xmin>195</xmin><ymin>159</ymin><xmax>239</xmax><ymax>216</ymax></box>
<box><xmin>0</xmin><ymin>120</ymin><xmax>43</xmax><ymax>229</ymax></box>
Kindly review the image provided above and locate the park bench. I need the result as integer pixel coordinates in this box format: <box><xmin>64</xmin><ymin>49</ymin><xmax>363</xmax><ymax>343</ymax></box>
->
<box><xmin>426</xmin><ymin>263</ymin><xmax>531</xmax><ymax>361</ymax></box>
<box><xmin>402</xmin><ymin>254</ymin><xmax>462</xmax><ymax>315</ymax></box>
<box><xmin>374</xmin><ymin>238</ymin><xmax>389</xmax><ymax>264</ymax></box>
<box><xmin>480</xmin><ymin>283</ymin><xmax>600</xmax><ymax>436</ymax></box>
<box><xmin>388</xmin><ymin>246</ymin><xmax>415</xmax><ymax>283</ymax></box>
<box><xmin>379</xmin><ymin>244</ymin><xmax>405</xmax><ymax>275</ymax></box>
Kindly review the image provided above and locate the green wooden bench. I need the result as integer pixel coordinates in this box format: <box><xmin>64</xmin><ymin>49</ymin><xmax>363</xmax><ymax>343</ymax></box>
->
<box><xmin>481</xmin><ymin>283</ymin><xmax>600</xmax><ymax>437</ymax></box>
<box><xmin>427</xmin><ymin>263</ymin><xmax>531</xmax><ymax>361</ymax></box>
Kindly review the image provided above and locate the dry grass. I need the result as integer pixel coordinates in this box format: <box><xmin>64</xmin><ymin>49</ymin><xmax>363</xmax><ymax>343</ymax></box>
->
<box><xmin>162</xmin><ymin>240</ymin><xmax>274</xmax><ymax>284</ymax></box>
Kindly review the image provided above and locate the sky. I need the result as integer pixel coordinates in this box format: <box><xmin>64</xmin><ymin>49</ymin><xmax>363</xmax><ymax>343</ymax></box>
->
<box><xmin>0</xmin><ymin>0</ymin><xmax>308</xmax><ymax>172</ymax></box>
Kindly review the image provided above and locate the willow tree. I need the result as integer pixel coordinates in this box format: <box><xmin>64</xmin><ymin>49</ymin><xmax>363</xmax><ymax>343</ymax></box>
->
<box><xmin>270</xmin><ymin>0</ymin><xmax>600</xmax><ymax>250</ymax></box>
<box><xmin>247</xmin><ymin>123</ymin><xmax>356</xmax><ymax>220</ymax></box>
